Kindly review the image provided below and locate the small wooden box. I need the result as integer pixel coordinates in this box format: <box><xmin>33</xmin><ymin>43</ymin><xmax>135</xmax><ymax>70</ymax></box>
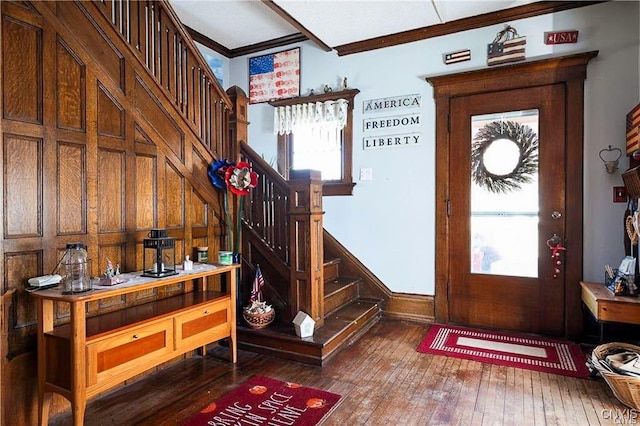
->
<box><xmin>626</xmin><ymin>103</ymin><xmax>640</xmax><ymax>154</ymax></box>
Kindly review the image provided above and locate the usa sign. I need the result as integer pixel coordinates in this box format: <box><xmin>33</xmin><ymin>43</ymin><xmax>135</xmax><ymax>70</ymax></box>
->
<box><xmin>544</xmin><ymin>30</ymin><xmax>579</xmax><ymax>45</ymax></box>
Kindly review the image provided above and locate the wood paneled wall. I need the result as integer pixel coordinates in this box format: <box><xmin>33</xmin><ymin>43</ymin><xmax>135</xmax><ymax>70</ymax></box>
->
<box><xmin>0</xmin><ymin>1</ymin><xmax>229</xmax><ymax>424</ymax></box>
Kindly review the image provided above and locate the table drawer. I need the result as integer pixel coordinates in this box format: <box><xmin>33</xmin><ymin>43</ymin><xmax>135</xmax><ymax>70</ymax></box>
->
<box><xmin>581</xmin><ymin>281</ymin><xmax>640</xmax><ymax>324</ymax></box>
<box><xmin>174</xmin><ymin>297</ymin><xmax>230</xmax><ymax>351</ymax></box>
<box><xmin>86</xmin><ymin>318</ymin><xmax>173</xmax><ymax>388</ymax></box>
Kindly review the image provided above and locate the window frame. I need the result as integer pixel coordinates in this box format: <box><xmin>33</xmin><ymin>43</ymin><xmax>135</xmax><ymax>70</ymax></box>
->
<box><xmin>270</xmin><ymin>89</ymin><xmax>359</xmax><ymax>196</ymax></box>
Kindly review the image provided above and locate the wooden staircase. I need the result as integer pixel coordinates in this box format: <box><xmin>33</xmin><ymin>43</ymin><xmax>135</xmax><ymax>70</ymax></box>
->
<box><xmin>237</xmin><ymin>256</ymin><xmax>384</xmax><ymax>366</ymax></box>
<box><xmin>225</xmin><ymin>64</ymin><xmax>390</xmax><ymax>368</ymax></box>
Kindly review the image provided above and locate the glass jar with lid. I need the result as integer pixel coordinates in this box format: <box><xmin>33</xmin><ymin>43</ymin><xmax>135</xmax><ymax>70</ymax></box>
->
<box><xmin>60</xmin><ymin>243</ymin><xmax>92</xmax><ymax>294</ymax></box>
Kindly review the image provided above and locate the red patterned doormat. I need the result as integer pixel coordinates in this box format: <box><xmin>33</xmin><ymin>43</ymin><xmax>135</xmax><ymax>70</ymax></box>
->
<box><xmin>417</xmin><ymin>324</ymin><xmax>589</xmax><ymax>378</ymax></box>
<box><xmin>183</xmin><ymin>375</ymin><xmax>341</xmax><ymax>426</ymax></box>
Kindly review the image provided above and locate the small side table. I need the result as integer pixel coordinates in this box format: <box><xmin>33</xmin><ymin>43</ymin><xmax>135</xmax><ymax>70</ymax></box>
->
<box><xmin>580</xmin><ymin>281</ymin><xmax>640</xmax><ymax>342</ymax></box>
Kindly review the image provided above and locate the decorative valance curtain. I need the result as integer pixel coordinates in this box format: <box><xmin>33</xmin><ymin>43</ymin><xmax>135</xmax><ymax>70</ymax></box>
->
<box><xmin>273</xmin><ymin>99</ymin><xmax>349</xmax><ymax>135</ymax></box>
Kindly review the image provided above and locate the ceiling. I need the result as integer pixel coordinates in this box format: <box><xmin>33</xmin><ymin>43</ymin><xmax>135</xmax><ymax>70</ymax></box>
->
<box><xmin>168</xmin><ymin>0</ymin><xmax>600</xmax><ymax>58</ymax></box>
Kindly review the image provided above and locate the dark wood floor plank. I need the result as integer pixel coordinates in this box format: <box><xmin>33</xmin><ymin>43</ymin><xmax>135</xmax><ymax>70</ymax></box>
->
<box><xmin>365</xmin><ymin>326</ymin><xmax>426</xmax><ymax>423</ymax></box>
<box><xmin>320</xmin><ymin>323</ymin><xmax>393</xmax><ymax>424</ymax></box>
<box><xmin>540</xmin><ymin>372</ymin><xmax>562</xmax><ymax>425</ymax></box>
<box><xmin>339</xmin><ymin>335</ymin><xmax>390</xmax><ymax>423</ymax></box>
<box><xmin>484</xmin><ymin>364</ymin><xmax>508</xmax><ymax>424</ymax></box>
<box><xmin>372</xmin><ymin>330</ymin><xmax>433</xmax><ymax>424</ymax></box>
<box><xmin>519</xmin><ymin>369</ymin><xmax>537</xmax><ymax>425</ymax></box>
<box><xmin>344</xmin><ymin>321</ymin><xmax>427</xmax><ymax>424</ymax></box>
<box><xmin>559</xmin><ymin>375</ymin><xmax>590</xmax><ymax>425</ymax></box>
<box><xmin>448</xmin><ymin>359</ymin><xmax>484</xmax><ymax>425</ymax></box>
<box><xmin>426</xmin><ymin>356</ymin><xmax>464</xmax><ymax>425</ymax></box>
<box><xmin>573</xmin><ymin>379</ymin><xmax>602</xmax><ymax>425</ymax></box>
<box><xmin>529</xmin><ymin>370</ymin><xmax>546</xmax><ymax>425</ymax></box>
<box><xmin>402</xmin><ymin>352</ymin><xmax>445</xmax><ymax>424</ymax></box>
<box><xmin>578</xmin><ymin>381</ymin><xmax>604</xmax><ymax>425</ymax></box>
<box><xmin>472</xmin><ymin>363</ymin><xmax>492</xmax><ymax>416</ymax></box>
<box><xmin>502</xmin><ymin>363</ymin><xmax>521</xmax><ymax>424</ymax></box>
<box><xmin>581</xmin><ymin>373</ymin><xmax>622</xmax><ymax>425</ymax></box>
<box><xmin>48</xmin><ymin>320</ymin><xmax>631</xmax><ymax>426</ymax></box>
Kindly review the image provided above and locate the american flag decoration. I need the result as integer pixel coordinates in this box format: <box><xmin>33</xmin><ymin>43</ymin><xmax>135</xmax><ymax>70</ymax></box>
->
<box><xmin>487</xmin><ymin>25</ymin><xmax>526</xmax><ymax>66</ymax></box>
<box><xmin>250</xmin><ymin>264</ymin><xmax>265</xmax><ymax>303</ymax></box>
<box><xmin>626</xmin><ymin>103</ymin><xmax>640</xmax><ymax>155</ymax></box>
<box><xmin>443</xmin><ymin>49</ymin><xmax>471</xmax><ymax>65</ymax></box>
<box><xmin>249</xmin><ymin>48</ymin><xmax>300</xmax><ymax>104</ymax></box>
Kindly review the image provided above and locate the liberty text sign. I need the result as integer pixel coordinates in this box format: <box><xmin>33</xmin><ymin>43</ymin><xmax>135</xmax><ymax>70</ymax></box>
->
<box><xmin>363</xmin><ymin>132</ymin><xmax>421</xmax><ymax>150</ymax></box>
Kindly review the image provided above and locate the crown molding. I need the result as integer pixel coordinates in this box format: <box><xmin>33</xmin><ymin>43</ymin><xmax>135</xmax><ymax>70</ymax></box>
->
<box><xmin>334</xmin><ymin>1</ymin><xmax>606</xmax><ymax>56</ymax></box>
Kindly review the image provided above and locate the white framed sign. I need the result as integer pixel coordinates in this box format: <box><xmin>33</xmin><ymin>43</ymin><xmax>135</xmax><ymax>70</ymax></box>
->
<box><xmin>363</xmin><ymin>132</ymin><xmax>422</xmax><ymax>150</ymax></box>
<box><xmin>363</xmin><ymin>113</ymin><xmax>421</xmax><ymax>132</ymax></box>
<box><xmin>363</xmin><ymin>94</ymin><xmax>421</xmax><ymax>113</ymax></box>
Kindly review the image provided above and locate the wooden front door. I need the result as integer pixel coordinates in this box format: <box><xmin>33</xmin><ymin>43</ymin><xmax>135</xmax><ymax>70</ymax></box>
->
<box><xmin>428</xmin><ymin>52</ymin><xmax>598</xmax><ymax>338</ymax></box>
<box><xmin>448</xmin><ymin>85</ymin><xmax>566</xmax><ymax>335</ymax></box>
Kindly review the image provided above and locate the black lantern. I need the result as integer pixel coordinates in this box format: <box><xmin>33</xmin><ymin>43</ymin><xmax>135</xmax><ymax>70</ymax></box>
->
<box><xmin>142</xmin><ymin>229</ymin><xmax>177</xmax><ymax>278</ymax></box>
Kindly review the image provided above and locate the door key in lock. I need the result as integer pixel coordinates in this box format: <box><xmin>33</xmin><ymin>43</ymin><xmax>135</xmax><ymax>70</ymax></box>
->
<box><xmin>547</xmin><ymin>233</ymin><xmax>566</xmax><ymax>278</ymax></box>
<box><xmin>547</xmin><ymin>233</ymin><xmax>562</xmax><ymax>247</ymax></box>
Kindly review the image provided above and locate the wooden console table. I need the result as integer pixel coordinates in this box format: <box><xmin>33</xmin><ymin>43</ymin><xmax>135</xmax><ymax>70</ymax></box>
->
<box><xmin>580</xmin><ymin>281</ymin><xmax>640</xmax><ymax>342</ymax></box>
<box><xmin>30</xmin><ymin>263</ymin><xmax>239</xmax><ymax>426</ymax></box>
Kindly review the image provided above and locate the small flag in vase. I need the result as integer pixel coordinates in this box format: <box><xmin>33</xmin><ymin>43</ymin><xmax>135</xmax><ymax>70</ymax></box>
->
<box><xmin>250</xmin><ymin>265</ymin><xmax>265</xmax><ymax>302</ymax></box>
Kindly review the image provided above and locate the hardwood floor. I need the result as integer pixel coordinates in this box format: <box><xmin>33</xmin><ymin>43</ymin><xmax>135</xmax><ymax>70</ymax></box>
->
<box><xmin>49</xmin><ymin>320</ymin><xmax>630</xmax><ymax>425</ymax></box>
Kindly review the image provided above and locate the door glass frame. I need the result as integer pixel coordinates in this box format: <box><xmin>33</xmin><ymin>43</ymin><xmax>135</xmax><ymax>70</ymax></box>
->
<box><xmin>470</xmin><ymin>109</ymin><xmax>540</xmax><ymax>278</ymax></box>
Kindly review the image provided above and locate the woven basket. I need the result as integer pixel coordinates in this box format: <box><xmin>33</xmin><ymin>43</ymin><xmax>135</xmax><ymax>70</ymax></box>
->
<box><xmin>243</xmin><ymin>309</ymin><xmax>275</xmax><ymax>329</ymax></box>
<box><xmin>591</xmin><ymin>342</ymin><xmax>640</xmax><ymax>410</ymax></box>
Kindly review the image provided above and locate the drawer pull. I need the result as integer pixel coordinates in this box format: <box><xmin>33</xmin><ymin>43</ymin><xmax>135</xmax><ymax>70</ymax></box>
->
<box><xmin>204</xmin><ymin>310</ymin><xmax>210</xmax><ymax>315</ymax></box>
<box><xmin>132</xmin><ymin>334</ymin><xmax>139</xmax><ymax>339</ymax></box>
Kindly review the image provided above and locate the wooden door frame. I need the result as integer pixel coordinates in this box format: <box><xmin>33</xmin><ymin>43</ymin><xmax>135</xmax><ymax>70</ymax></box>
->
<box><xmin>426</xmin><ymin>51</ymin><xmax>599</xmax><ymax>338</ymax></box>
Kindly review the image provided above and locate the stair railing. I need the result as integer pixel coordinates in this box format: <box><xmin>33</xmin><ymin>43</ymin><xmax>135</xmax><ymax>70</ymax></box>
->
<box><xmin>91</xmin><ymin>0</ymin><xmax>325</xmax><ymax>326</ymax></box>
<box><xmin>91</xmin><ymin>0</ymin><xmax>231</xmax><ymax>156</ymax></box>
<box><xmin>240</xmin><ymin>141</ymin><xmax>325</xmax><ymax>325</ymax></box>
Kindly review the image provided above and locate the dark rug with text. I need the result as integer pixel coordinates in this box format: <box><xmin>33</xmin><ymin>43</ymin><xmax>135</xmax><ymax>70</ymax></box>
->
<box><xmin>183</xmin><ymin>375</ymin><xmax>341</xmax><ymax>425</ymax></box>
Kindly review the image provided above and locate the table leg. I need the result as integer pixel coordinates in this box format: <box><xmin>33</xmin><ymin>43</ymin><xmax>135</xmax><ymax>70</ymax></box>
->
<box><xmin>37</xmin><ymin>298</ymin><xmax>54</xmax><ymax>426</ymax></box>
<box><xmin>38</xmin><ymin>391</ymin><xmax>52</xmax><ymax>426</ymax></box>
<box><xmin>229</xmin><ymin>268</ymin><xmax>237</xmax><ymax>363</ymax></box>
<box><xmin>197</xmin><ymin>275</ymin><xmax>207</xmax><ymax>356</ymax></box>
<box><xmin>70</xmin><ymin>301</ymin><xmax>87</xmax><ymax>426</ymax></box>
<box><xmin>599</xmin><ymin>321</ymin><xmax>605</xmax><ymax>344</ymax></box>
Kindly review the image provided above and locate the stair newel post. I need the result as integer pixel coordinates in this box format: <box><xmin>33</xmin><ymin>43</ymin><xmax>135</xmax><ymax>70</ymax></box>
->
<box><xmin>226</xmin><ymin>86</ymin><xmax>249</xmax><ymax>317</ymax></box>
<box><xmin>225</xmin><ymin>86</ymin><xmax>249</xmax><ymax>163</ymax></box>
<box><xmin>288</xmin><ymin>169</ymin><xmax>325</xmax><ymax>327</ymax></box>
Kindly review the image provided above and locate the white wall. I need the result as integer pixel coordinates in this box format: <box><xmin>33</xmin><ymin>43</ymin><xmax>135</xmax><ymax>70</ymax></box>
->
<box><xmin>227</xmin><ymin>1</ymin><xmax>639</xmax><ymax>295</ymax></box>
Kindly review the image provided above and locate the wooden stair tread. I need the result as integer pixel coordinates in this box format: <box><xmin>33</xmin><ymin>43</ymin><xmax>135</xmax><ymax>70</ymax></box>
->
<box><xmin>237</xmin><ymin>298</ymin><xmax>382</xmax><ymax>365</ymax></box>
<box><xmin>324</xmin><ymin>276</ymin><xmax>361</xmax><ymax>296</ymax></box>
<box><xmin>317</xmin><ymin>298</ymin><xmax>381</xmax><ymax>339</ymax></box>
<box><xmin>323</xmin><ymin>258</ymin><xmax>341</xmax><ymax>267</ymax></box>
<box><xmin>238</xmin><ymin>248</ymin><xmax>384</xmax><ymax>365</ymax></box>
<box><xmin>240</xmin><ymin>298</ymin><xmax>380</xmax><ymax>346</ymax></box>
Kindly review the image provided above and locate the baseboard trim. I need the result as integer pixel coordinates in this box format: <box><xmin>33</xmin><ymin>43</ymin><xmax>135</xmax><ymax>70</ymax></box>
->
<box><xmin>383</xmin><ymin>292</ymin><xmax>435</xmax><ymax>323</ymax></box>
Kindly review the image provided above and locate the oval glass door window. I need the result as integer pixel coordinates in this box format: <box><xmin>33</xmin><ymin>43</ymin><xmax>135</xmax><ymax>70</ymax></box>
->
<box><xmin>483</xmin><ymin>138</ymin><xmax>520</xmax><ymax>176</ymax></box>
